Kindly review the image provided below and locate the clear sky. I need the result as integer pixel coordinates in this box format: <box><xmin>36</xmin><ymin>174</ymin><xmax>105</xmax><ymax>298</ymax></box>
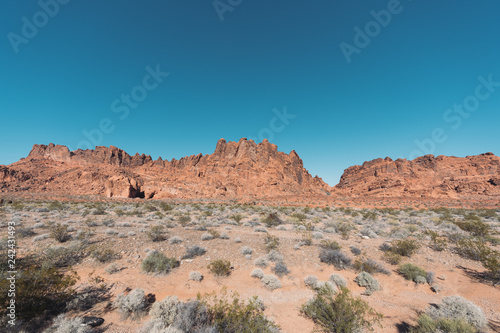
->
<box><xmin>1</xmin><ymin>0</ymin><xmax>499</xmax><ymax>186</ymax></box>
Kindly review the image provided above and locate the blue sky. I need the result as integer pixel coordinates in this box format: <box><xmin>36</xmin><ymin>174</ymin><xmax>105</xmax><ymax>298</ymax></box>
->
<box><xmin>1</xmin><ymin>0</ymin><xmax>499</xmax><ymax>186</ymax></box>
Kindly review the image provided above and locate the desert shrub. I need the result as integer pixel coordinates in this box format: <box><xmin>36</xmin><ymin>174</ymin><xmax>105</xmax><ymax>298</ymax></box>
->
<box><xmin>230</xmin><ymin>213</ymin><xmax>243</xmax><ymax>223</ymax></box>
<box><xmin>455</xmin><ymin>238</ymin><xmax>491</xmax><ymax>261</ymax></box>
<box><xmin>254</xmin><ymin>256</ymin><xmax>269</xmax><ymax>268</ymax></box>
<box><xmin>144</xmin><ymin>296</ymin><xmax>212</xmax><ymax>333</ymax></box>
<box><xmin>147</xmin><ymin>295</ymin><xmax>181</xmax><ymax>327</ymax></box>
<box><xmin>102</xmin><ymin>217</ymin><xmax>115</xmax><ymax>226</ymax></box>
<box><xmin>254</xmin><ymin>226</ymin><xmax>268</xmax><ymax>233</ymax></box>
<box><xmin>300</xmin><ymin>231</ymin><xmax>313</xmax><ymax>246</ymax></box>
<box><xmin>251</xmin><ymin>269</ymin><xmax>264</xmax><ymax>279</ymax></box>
<box><xmin>91</xmin><ymin>206</ymin><xmax>106</xmax><ymax>215</ymax></box>
<box><xmin>84</xmin><ymin>218</ymin><xmax>99</xmax><ymax>227</ymax></box>
<box><xmin>42</xmin><ymin>244</ymin><xmax>86</xmax><ymax>269</ymax></box>
<box><xmin>478</xmin><ymin>209</ymin><xmax>498</xmax><ymax>220</ymax></box>
<box><xmin>91</xmin><ymin>248</ymin><xmax>120</xmax><ymax>263</ymax></box>
<box><xmin>201</xmin><ymin>233</ymin><xmax>214</xmax><ymax>241</ymax></box>
<box><xmin>47</xmin><ymin>201</ymin><xmax>65</xmax><ymax>211</ymax></box>
<box><xmin>304</xmin><ymin>275</ymin><xmax>319</xmax><ymax>288</ymax></box>
<box><xmin>159</xmin><ymin>202</ymin><xmax>174</xmax><ymax>211</ymax></box>
<box><xmin>480</xmin><ymin>249</ymin><xmax>500</xmax><ymax>282</ymax></box>
<box><xmin>219</xmin><ymin>232</ymin><xmax>230</xmax><ymax>239</ymax></box>
<box><xmin>272</xmin><ymin>262</ymin><xmax>290</xmax><ymax>277</ymax></box>
<box><xmin>389</xmin><ymin>238</ymin><xmax>420</xmax><ymax>257</ymax></box>
<box><xmin>264</xmin><ymin>234</ymin><xmax>280</xmax><ymax>252</ymax></box>
<box><xmin>300</xmin><ymin>285</ymin><xmax>383</xmax><ymax>333</ymax></box>
<box><xmin>17</xmin><ymin>226</ymin><xmax>36</xmax><ymax>238</ymax></box>
<box><xmin>208</xmin><ymin>260</ymin><xmax>232</xmax><ymax>277</ymax></box>
<box><xmin>409</xmin><ymin>314</ymin><xmax>477</xmax><ymax>333</ymax></box>
<box><xmin>266</xmin><ymin>250</ymin><xmax>284</xmax><ymax>263</ymax></box>
<box><xmin>319</xmin><ymin>239</ymin><xmax>341</xmax><ymax>251</ymax></box>
<box><xmin>425</xmin><ymin>296</ymin><xmax>487</xmax><ymax>331</ymax></box>
<box><xmin>142</xmin><ymin>251</ymin><xmax>179</xmax><ymax>274</ymax></box>
<box><xmin>105</xmin><ymin>263</ymin><xmax>120</xmax><ymax>274</ymax></box>
<box><xmin>353</xmin><ymin>258</ymin><xmax>390</xmax><ymax>275</ymax></box>
<box><xmin>234</xmin><ymin>237</ymin><xmax>242</xmax><ymax>243</ymax></box>
<box><xmin>335</xmin><ymin>222</ymin><xmax>356</xmax><ymax>240</ymax></box>
<box><xmin>182</xmin><ymin>245</ymin><xmax>206</xmax><ymax>259</ymax></box>
<box><xmin>240</xmin><ymin>246</ymin><xmax>253</xmax><ymax>255</ymax></box>
<box><xmin>198</xmin><ymin>289</ymin><xmax>280</xmax><ymax>332</ymax></box>
<box><xmin>263</xmin><ymin>213</ymin><xmax>282</xmax><ymax>227</ymax></box>
<box><xmin>189</xmin><ymin>271</ymin><xmax>204</xmax><ymax>282</ymax></box>
<box><xmin>147</xmin><ymin>225</ymin><xmax>165</xmax><ymax>242</ymax></box>
<box><xmin>49</xmin><ymin>223</ymin><xmax>70</xmax><ymax>243</ymax></box>
<box><xmin>354</xmin><ymin>272</ymin><xmax>380</xmax><ymax>291</ymax></box>
<box><xmin>169</xmin><ymin>236</ymin><xmax>183</xmax><ymax>244</ymax></box>
<box><xmin>114</xmin><ymin>288</ymin><xmax>149</xmax><ymax>321</ymax></box>
<box><xmin>261</xmin><ymin>274</ymin><xmax>282</xmax><ymax>290</ymax></box>
<box><xmin>75</xmin><ymin>229</ymin><xmax>93</xmax><ymax>244</ymax></box>
<box><xmin>178</xmin><ymin>215</ymin><xmax>191</xmax><ymax>226</ymax></box>
<box><xmin>43</xmin><ymin>315</ymin><xmax>92</xmax><ymax>333</ymax></box>
<box><xmin>382</xmin><ymin>251</ymin><xmax>403</xmax><ymax>265</ymax></box>
<box><xmin>33</xmin><ymin>233</ymin><xmax>50</xmax><ymax>242</ymax></box>
<box><xmin>379</xmin><ymin>242</ymin><xmax>392</xmax><ymax>252</ymax></box>
<box><xmin>455</xmin><ymin>215</ymin><xmax>490</xmax><ymax>237</ymax></box>
<box><xmin>319</xmin><ymin>249</ymin><xmax>352</xmax><ymax>270</ymax></box>
<box><xmin>398</xmin><ymin>263</ymin><xmax>427</xmax><ymax>283</ymax></box>
<box><xmin>207</xmin><ymin>229</ymin><xmax>220</xmax><ymax>238</ymax></box>
<box><xmin>425</xmin><ymin>230</ymin><xmax>447</xmax><ymax>251</ymax></box>
<box><xmin>105</xmin><ymin>229</ymin><xmax>118</xmax><ymax>235</ymax></box>
<box><xmin>350</xmin><ymin>246</ymin><xmax>362</xmax><ymax>256</ymax></box>
<box><xmin>312</xmin><ymin>232</ymin><xmax>324</xmax><ymax>239</ymax></box>
<box><xmin>291</xmin><ymin>212</ymin><xmax>307</xmax><ymax>222</ymax></box>
<box><xmin>329</xmin><ymin>274</ymin><xmax>347</xmax><ymax>288</ymax></box>
<box><xmin>426</xmin><ymin>271</ymin><xmax>435</xmax><ymax>285</ymax></box>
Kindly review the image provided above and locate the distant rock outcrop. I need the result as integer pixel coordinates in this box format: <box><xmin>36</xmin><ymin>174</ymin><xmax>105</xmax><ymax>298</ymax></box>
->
<box><xmin>2</xmin><ymin>140</ymin><xmax>498</xmax><ymax>201</ymax></box>
<box><xmin>2</xmin><ymin>138</ymin><xmax>330</xmax><ymax>199</ymax></box>
<box><xmin>334</xmin><ymin>153</ymin><xmax>500</xmax><ymax>198</ymax></box>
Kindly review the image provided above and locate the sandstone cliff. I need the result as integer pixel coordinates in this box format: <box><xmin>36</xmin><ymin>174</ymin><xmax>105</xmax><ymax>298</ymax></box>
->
<box><xmin>334</xmin><ymin>153</ymin><xmax>500</xmax><ymax>198</ymax></box>
<box><xmin>2</xmin><ymin>139</ymin><xmax>330</xmax><ymax>199</ymax></box>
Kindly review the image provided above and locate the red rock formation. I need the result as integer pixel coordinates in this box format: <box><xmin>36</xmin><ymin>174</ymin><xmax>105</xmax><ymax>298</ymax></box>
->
<box><xmin>1</xmin><ymin>138</ymin><xmax>330</xmax><ymax>199</ymax></box>
<box><xmin>334</xmin><ymin>153</ymin><xmax>500</xmax><ymax>198</ymax></box>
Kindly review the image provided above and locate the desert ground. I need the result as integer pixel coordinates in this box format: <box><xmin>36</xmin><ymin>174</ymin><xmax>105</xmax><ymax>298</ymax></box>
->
<box><xmin>1</xmin><ymin>199</ymin><xmax>499</xmax><ymax>332</ymax></box>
